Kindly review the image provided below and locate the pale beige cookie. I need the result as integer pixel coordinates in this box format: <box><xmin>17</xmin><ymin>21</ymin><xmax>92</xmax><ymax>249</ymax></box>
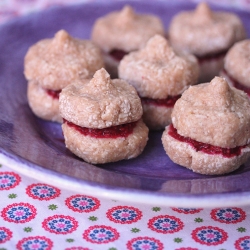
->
<box><xmin>91</xmin><ymin>5</ymin><xmax>165</xmax><ymax>77</ymax></box>
<box><xmin>172</xmin><ymin>77</ymin><xmax>250</xmax><ymax>148</ymax></box>
<box><xmin>118</xmin><ymin>35</ymin><xmax>199</xmax><ymax>130</ymax></box>
<box><xmin>24</xmin><ymin>30</ymin><xmax>104</xmax><ymax>122</ymax></box>
<box><xmin>62</xmin><ymin>119</ymin><xmax>148</xmax><ymax>164</ymax></box>
<box><xmin>168</xmin><ymin>2</ymin><xmax>246</xmax><ymax>82</ymax></box>
<box><xmin>24</xmin><ymin>29</ymin><xmax>104</xmax><ymax>90</ymax></box>
<box><xmin>162</xmin><ymin>125</ymin><xmax>250</xmax><ymax>175</ymax></box>
<box><xmin>59</xmin><ymin>68</ymin><xmax>143</xmax><ymax>129</ymax></box>
<box><xmin>27</xmin><ymin>81</ymin><xmax>62</xmax><ymax>123</ymax></box>
<box><xmin>59</xmin><ymin>68</ymin><xmax>149</xmax><ymax>164</ymax></box>
<box><xmin>162</xmin><ymin>76</ymin><xmax>250</xmax><ymax>175</ymax></box>
<box><xmin>223</xmin><ymin>39</ymin><xmax>250</xmax><ymax>88</ymax></box>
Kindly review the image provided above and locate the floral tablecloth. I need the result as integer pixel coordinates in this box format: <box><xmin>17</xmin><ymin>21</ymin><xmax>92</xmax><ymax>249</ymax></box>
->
<box><xmin>1</xmin><ymin>159</ymin><xmax>250</xmax><ymax>250</ymax></box>
<box><xmin>1</xmin><ymin>0</ymin><xmax>250</xmax><ymax>249</ymax></box>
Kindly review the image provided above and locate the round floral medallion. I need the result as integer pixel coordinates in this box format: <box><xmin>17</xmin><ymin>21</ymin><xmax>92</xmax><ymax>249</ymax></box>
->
<box><xmin>235</xmin><ymin>236</ymin><xmax>250</xmax><ymax>250</ymax></box>
<box><xmin>210</xmin><ymin>207</ymin><xmax>246</xmax><ymax>224</ymax></box>
<box><xmin>1</xmin><ymin>202</ymin><xmax>36</xmax><ymax>223</ymax></box>
<box><xmin>16</xmin><ymin>236</ymin><xmax>53</xmax><ymax>250</ymax></box>
<box><xmin>0</xmin><ymin>171</ymin><xmax>21</xmax><ymax>190</ymax></box>
<box><xmin>42</xmin><ymin>215</ymin><xmax>78</xmax><ymax>234</ymax></box>
<box><xmin>83</xmin><ymin>225</ymin><xmax>119</xmax><ymax>244</ymax></box>
<box><xmin>127</xmin><ymin>236</ymin><xmax>164</xmax><ymax>250</ymax></box>
<box><xmin>171</xmin><ymin>207</ymin><xmax>203</xmax><ymax>214</ymax></box>
<box><xmin>148</xmin><ymin>215</ymin><xmax>184</xmax><ymax>234</ymax></box>
<box><xmin>106</xmin><ymin>206</ymin><xmax>142</xmax><ymax>224</ymax></box>
<box><xmin>65</xmin><ymin>194</ymin><xmax>100</xmax><ymax>213</ymax></box>
<box><xmin>192</xmin><ymin>226</ymin><xmax>228</xmax><ymax>246</ymax></box>
<box><xmin>0</xmin><ymin>227</ymin><xmax>12</xmax><ymax>243</ymax></box>
<box><xmin>26</xmin><ymin>183</ymin><xmax>61</xmax><ymax>200</ymax></box>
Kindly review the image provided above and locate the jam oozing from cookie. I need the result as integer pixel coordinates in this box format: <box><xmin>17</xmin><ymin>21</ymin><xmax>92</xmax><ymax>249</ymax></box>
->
<box><xmin>64</xmin><ymin>119</ymin><xmax>137</xmax><ymax>138</ymax></box>
<box><xmin>46</xmin><ymin>89</ymin><xmax>61</xmax><ymax>99</ymax></box>
<box><xmin>168</xmin><ymin>124</ymin><xmax>245</xmax><ymax>158</ymax></box>
<box><xmin>109</xmin><ymin>49</ymin><xmax>128</xmax><ymax>61</ymax></box>
<box><xmin>197</xmin><ymin>50</ymin><xmax>227</xmax><ymax>63</ymax></box>
<box><xmin>222</xmin><ymin>69</ymin><xmax>250</xmax><ymax>97</ymax></box>
<box><xmin>141</xmin><ymin>95</ymin><xmax>181</xmax><ymax>108</ymax></box>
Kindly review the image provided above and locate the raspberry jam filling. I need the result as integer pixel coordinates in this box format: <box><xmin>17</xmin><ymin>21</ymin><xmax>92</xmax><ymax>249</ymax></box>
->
<box><xmin>222</xmin><ymin>69</ymin><xmax>250</xmax><ymax>97</ymax></box>
<box><xmin>168</xmin><ymin>124</ymin><xmax>246</xmax><ymax>158</ymax></box>
<box><xmin>64</xmin><ymin>119</ymin><xmax>137</xmax><ymax>139</ymax></box>
<box><xmin>141</xmin><ymin>95</ymin><xmax>181</xmax><ymax>108</ymax></box>
<box><xmin>109</xmin><ymin>49</ymin><xmax>128</xmax><ymax>61</ymax></box>
<box><xmin>197</xmin><ymin>50</ymin><xmax>227</xmax><ymax>63</ymax></box>
<box><xmin>46</xmin><ymin>89</ymin><xmax>61</xmax><ymax>99</ymax></box>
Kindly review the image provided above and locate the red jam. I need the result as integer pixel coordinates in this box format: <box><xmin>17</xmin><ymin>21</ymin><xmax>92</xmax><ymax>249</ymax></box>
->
<box><xmin>168</xmin><ymin>124</ymin><xmax>245</xmax><ymax>158</ymax></box>
<box><xmin>141</xmin><ymin>95</ymin><xmax>181</xmax><ymax>108</ymax></box>
<box><xmin>223</xmin><ymin>69</ymin><xmax>250</xmax><ymax>97</ymax></box>
<box><xmin>46</xmin><ymin>89</ymin><xmax>61</xmax><ymax>99</ymax></box>
<box><xmin>197</xmin><ymin>50</ymin><xmax>227</xmax><ymax>63</ymax></box>
<box><xmin>109</xmin><ymin>49</ymin><xmax>128</xmax><ymax>61</ymax></box>
<box><xmin>64</xmin><ymin>119</ymin><xmax>137</xmax><ymax>138</ymax></box>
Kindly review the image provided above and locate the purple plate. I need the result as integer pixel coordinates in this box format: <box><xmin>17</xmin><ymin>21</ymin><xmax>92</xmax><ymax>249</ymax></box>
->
<box><xmin>0</xmin><ymin>1</ymin><xmax>250</xmax><ymax>207</ymax></box>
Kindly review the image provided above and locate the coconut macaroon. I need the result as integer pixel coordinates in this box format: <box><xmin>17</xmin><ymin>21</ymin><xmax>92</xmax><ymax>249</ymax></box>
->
<box><xmin>118</xmin><ymin>35</ymin><xmax>199</xmax><ymax>130</ymax></box>
<box><xmin>162</xmin><ymin>77</ymin><xmax>250</xmax><ymax>175</ymax></box>
<box><xmin>220</xmin><ymin>39</ymin><xmax>250</xmax><ymax>97</ymax></box>
<box><xmin>24</xmin><ymin>29</ymin><xmax>104</xmax><ymax>122</ymax></box>
<box><xmin>59</xmin><ymin>68</ymin><xmax>149</xmax><ymax>164</ymax></box>
<box><xmin>168</xmin><ymin>2</ymin><xmax>246</xmax><ymax>83</ymax></box>
<box><xmin>91</xmin><ymin>5</ymin><xmax>164</xmax><ymax>78</ymax></box>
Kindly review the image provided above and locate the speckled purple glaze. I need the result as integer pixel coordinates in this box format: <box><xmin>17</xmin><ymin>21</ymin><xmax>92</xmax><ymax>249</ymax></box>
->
<box><xmin>0</xmin><ymin>1</ymin><xmax>250</xmax><ymax>205</ymax></box>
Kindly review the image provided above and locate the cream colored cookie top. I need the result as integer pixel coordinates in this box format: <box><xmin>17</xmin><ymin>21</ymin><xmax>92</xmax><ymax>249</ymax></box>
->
<box><xmin>118</xmin><ymin>35</ymin><xmax>199</xmax><ymax>99</ymax></box>
<box><xmin>59</xmin><ymin>68</ymin><xmax>143</xmax><ymax>128</ymax></box>
<box><xmin>24</xmin><ymin>30</ymin><xmax>104</xmax><ymax>90</ymax></box>
<box><xmin>91</xmin><ymin>5</ymin><xmax>164</xmax><ymax>52</ymax></box>
<box><xmin>172</xmin><ymin>77</ymin><xmax>250</xmax><ymax>148</ymax></box>
<box><xmin>168</xmin><ymin>2</ymin><xmax>246</xmax><ymax>56</ymax></box>
<box><xmin>224</xmin><ymin>39</ymin><xmax>250</xmax><ymax>87</ymax></box>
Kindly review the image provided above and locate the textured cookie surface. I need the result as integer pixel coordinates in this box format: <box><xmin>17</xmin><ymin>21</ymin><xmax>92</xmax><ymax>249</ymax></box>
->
<box><xmin>169</xmin><ymin>2</ymin><xmax>246</xmax><ymax>56</ymax></box>
<box><xmin>62</xmin><ymin>119</ymin><xmax>148</xmax><ymax>164</ymax></box>
<box><xmin>91</xmin><ymin>5</ymin><xmax>164</xmax><ymax>52</ymax></box>
<box><xmin>162</xmin><ymin>125</ymin><xmax>250</xmax><ymax>175</ymax></box>
<box><xmin>24</xmin><ymin>29</ymin><xmax>104</xmax><ymax>90</ymax></box>
<box><xmin>172</xmin><ymin>77</ymin><xmax>250</xmax><ymax>148</ymax></box>
<box><xmin>59</xmin><ymin>68</ymin><xmax>143</xmax><ymax>128</ymax></box>
<box><xmin>118</xmin><ymin>35</ymin><xmax>199</xmax><ymax>99</ymax></box>
<box><xmin>27</xmin><ymin>81</ymin><xmax>62</xmax><ymax>123</ymax></box>
<box><xmin>224</xmin><ymin>39</ymin><xmax>250</xmax><ymax>87</ymax></box>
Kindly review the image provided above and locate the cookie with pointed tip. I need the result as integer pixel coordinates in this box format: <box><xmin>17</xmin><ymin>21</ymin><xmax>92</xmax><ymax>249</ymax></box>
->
<box><xmin>59</xmin><ymin>68</ymin><xmax>149</xmax><ymax>164</ymax></box>
<box><xmin>118</xmin><ymin>35</ymin><xmax>199</xmax><ymax>130</ymax></box>
<box><xmin>162</xmin><ymin>77</ymin><xmax>250</xmax><ymax>175</ymax></box>
<box><xmin>91</xmin><ymin>5</ymin><xmax>165</xmax><ymax>77</ymax></box>
<box><xmin>220</xmin><ymin>39</ymin><xmax>250</xmax><ymax>97</ymax></box>
<box><xmin>168</xmin><ymin>2</ymin><xmax>246</xmax><ymax>83</ymax></box>
<box><xmin>24</xmin><ymin>29</ymin><xmax>104</xmax><ymax>122</ymax></box>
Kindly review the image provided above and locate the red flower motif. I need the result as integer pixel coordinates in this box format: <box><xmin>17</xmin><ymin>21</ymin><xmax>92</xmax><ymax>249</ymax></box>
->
<box><xmin>65</xmin><ymin>194</ymin><xmax>100</xmax><ymax>213</ymax></box>
<box><xmin>192</xmin><ymin>226</ymin><xmax>228</xmax><ymax>246</ymax></box>
<box><xmin>148</xmin><ymin>215</ymin><xmax>184</xmax><ymax>234</ymax></box>
<box><xmin>127</xmin><ymin>236</ymin><xmax>164</xmax><ymax>250</ymax></box>
<box><xmin>210</xmin><ymin>207</ymin><xmax>246</xmax><ymax>224</ymax></box>
<box><xmin>83</xmin><ymin>225</ymin><xmax>119</xmax><ymax>244</ymax></box>
<box><xmin>0</xmin><ymin>171</ymin><xmax>21</xmax><ymax>190</ymax></box>
<box><xmin>171</xmin><ymin>207</ymin><xmax>203</xmax><ymax>214</ymax></box>
<box><xmin>1</xmin><ymin>203</ymin><xmax>36</xmax><ymax>223</ymax></box>
<box><xmin>26</xmin><ymin>183</ymin><xmax>61</xmax><ymax>200</ymax></box>
<box><xmin>16</xmin><ymin>236</ymin><xmax>53</xmax><ymax>250</ymax></box>
<box><xmin>42</xmin><ymin>215</ymin><xmax>78</xmax><ymax>234</ymax></box>
<box><xmin>0</xmin><ymin>227</ymin><xmax>12</xmax><ymax>243</ymax></box>
<box><xmin>106</xmin><ymin>206</ymin><xmax>142</xmax><ymax>224</ymax></box>
<box><xmin>235</xmin><ymin>236</ymin><xmax>250</xmax><ymax>250</ymax></box>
